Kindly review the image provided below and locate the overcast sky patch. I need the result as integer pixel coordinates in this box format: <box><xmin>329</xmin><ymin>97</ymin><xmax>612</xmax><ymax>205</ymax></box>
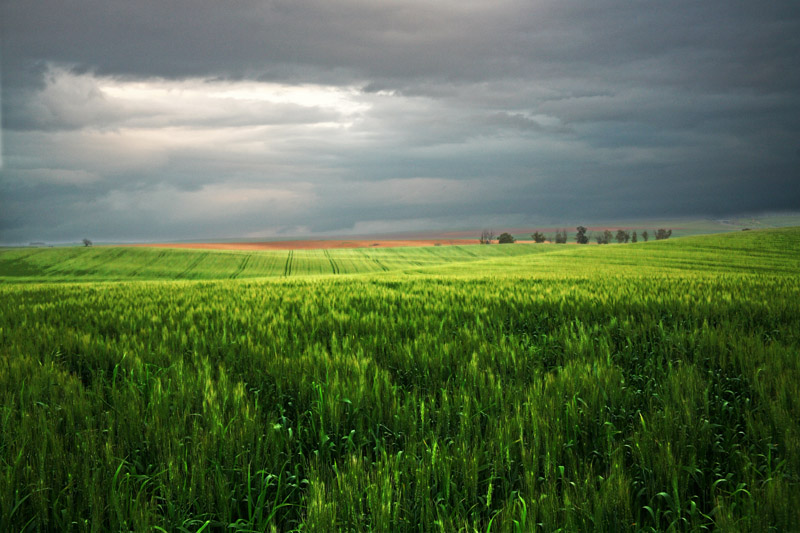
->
<box><xmin>1</xmin><ymin>0</ymin><xmax>799</xmax><ymax>243</ymax></box>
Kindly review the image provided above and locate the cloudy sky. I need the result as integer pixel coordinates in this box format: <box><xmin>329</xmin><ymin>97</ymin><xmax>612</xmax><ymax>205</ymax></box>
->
<box><xmin>2</xmin><ymin>1</ymin><xmax>799</xmax><ymax>243</ymax></box>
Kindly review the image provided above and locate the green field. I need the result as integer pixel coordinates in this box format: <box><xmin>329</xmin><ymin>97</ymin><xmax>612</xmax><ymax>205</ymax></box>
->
<box><xmin>0</xmin><ymin>243</ymin><xmax>548</xmax><ymax>282</ymax></box>
<box><xmin>2</xmin><ymin>229</ymin><xmax>799</xmax><ymax>531</ymax></box>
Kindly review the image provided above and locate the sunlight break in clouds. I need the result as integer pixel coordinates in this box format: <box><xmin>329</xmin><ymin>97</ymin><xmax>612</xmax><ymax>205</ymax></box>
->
<box><xmin>96</xmin><ymin>73</ymin><xmax>371</xmax><ymax>127</ymax></box>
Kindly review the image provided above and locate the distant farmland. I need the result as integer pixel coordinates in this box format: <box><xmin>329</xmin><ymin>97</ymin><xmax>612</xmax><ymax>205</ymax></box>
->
<box><xmin>0</xmin><ymin>242</ymin><xmax>544</xmax><ymax>281</ymax></box>
<box><xmin>1</xmin><ymin>228</ymin><xmax>799</xmax><ymax>531</ymax></box>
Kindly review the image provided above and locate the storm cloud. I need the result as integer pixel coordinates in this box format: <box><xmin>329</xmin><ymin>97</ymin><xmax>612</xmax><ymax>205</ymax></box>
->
<box><xmin>2</xmin><ymin>0</ymin><xmax>799</xmax><ymax>243</ymax></box>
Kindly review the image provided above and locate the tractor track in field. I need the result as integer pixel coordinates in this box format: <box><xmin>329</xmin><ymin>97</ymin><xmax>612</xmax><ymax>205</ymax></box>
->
<box><xmin>230</xmin><ymin>254</ymin><xmax>251</xmax><ymax>279</ymax></box>
<box><xmin>323</xmin><ymin>249</ymin><xmax>339</xmax><ymax>274</ymax></box>
<box><xmin>130</xmin><ymin>249</ymin><xmax>167</xmax><ymax>277</ymax></box>
<box><xmin>372</xmin><ymin>257</ymin><xmax>389</xmax><ymax>272</ymax></box>
<box><xmin>176</xmin><ymin>252</ymin><xmax>208</xmax><ymax>279</ymax></box>
<box><xmin>283</xmin><ymin>250</ymin><xmax>294</xmax><ymax>276</ymax></box>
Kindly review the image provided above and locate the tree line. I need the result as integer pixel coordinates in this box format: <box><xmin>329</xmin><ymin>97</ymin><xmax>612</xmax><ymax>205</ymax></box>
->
<box><xmin>480</xmin><ymin>228</ymin><xmax>673</xmax><ymax>244</ymax></box>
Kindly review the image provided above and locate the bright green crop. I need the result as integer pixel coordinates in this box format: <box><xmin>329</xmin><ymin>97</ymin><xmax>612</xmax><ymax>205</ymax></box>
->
<box><xmin>1</xmin><ymin>228</ymin><xmax>799</xmax><ymax>531</ymax></box>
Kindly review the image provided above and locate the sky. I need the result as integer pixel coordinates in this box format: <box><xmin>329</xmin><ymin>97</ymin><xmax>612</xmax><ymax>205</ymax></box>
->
<box><xmin>2</xmin><ymin>0</ymin><xmax>799</xmax><ymax>243</ymax></box>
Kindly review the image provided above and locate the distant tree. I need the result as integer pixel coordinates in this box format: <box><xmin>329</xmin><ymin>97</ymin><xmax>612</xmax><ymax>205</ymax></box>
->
<box><xmin>82</xmin><ymin>238</ymin><xmax>92</xmax><ymax>247</ymax></box>
<box><xmin>615</xmin><ymin>229</ymin><xmax>630</xmax><ymax>244</ymax></box>
<box><xmin>594</xmin><ymin>233</ymin><xmax>605</xmax><ymax>244</ymax></box>
<box><xmin>498</xmin><ymin>232</ymin><xmax>515</xmax><ymax>244</ymax></box>
<box><xmin>531</xmin><ymin>231</ymin><xmax>547</xmax><ymax>243</ymax></box>
<box><xmin>575</xmin><ymin>226</ymin><xmax>589</xmax><ymax>244</ymax></box>
<box><xmin>641</xmin><ymin>230</ymin><xmax>649</xmax><ymax>242</ymax></box>
<box><xmin>554</xmin><ymin>229</ymin><xmax>568</xmax><ymax>244</ymax></box>
<box><xmin>603</xmin><ymin>230</ymin><xmax>613</xmax><ymax>244</ymax></box>
<box><xmin>631</xmin><ymin>231</ymin><xmax>638</xmax><ymax>243</ymax></box>
<box><xmin>479</xmin><ymin>230</ymin><xmax>495</xmax><ymax>244</ymax></box>
<box><xmin>654</xmin><ymin>228</ymin><xmax>673</xmax><ymax>240</ymax></box>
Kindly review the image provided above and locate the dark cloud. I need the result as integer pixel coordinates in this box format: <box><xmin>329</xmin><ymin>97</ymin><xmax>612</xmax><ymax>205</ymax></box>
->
<box><xmin>1</xmin><ymin>0</ymin><xmax>799</xmax><ymax>243</ymax></box>
<box><xmin>5</xmin><ymin>1</ymin><xmax>798</xmax><ymax>88</ymax></box>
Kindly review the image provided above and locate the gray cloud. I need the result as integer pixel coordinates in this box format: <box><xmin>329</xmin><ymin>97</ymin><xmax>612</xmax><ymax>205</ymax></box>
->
<box><xmin>1</xmin><ymin>0</ymin><xmax>799</xmax><ymax>243</ymax></box>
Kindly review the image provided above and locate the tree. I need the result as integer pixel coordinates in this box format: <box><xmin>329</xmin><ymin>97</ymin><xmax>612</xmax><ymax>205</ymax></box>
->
<box><xmin>615</xmin><ymin>229</ymin><xmax>630</xmax><ymax>244</ymax></box>
<box><xmin>82</xmin><ymin>238</ymin><xmax>92</xmax><ymax>247</ymax></box>
<box><xmin>554</xmin><ymin>229</ymin><xmax>568</xmax><ymax>244</ymax></box>
<box><xmin>498</xmin><ymin>232</ymin><xmax>515</xmax><ymax>244</ymax></box>
<box><xmin>531</xmin><ymin>231</ymin><xmax>546</xmax><ymax>243</ymax></box>
<box><xmin>595</xmin><ymin>229</ymin><xmax>612</xmax><ymax>244</ymax></box>
<box><xmin>641</xmin><ymin>230</ymin><xmax>649</xmax><ymax>242</ymax></box>
<box><xmin>575</xmin><ymin>226</ymin><xmax>589</xmax><ymax>244</ymax></box>
<box><xmin>654</xmin><ymin>228</ymin><xmax>672</xmax><ymax>240</ymax></box>
<box><xmin>631</xmin><ymin>231</ymin><xmax>638</xmax><ymax>243</ymax></box>
<box><xmin>479</xmin><ymin>230</ymin><xmax>495</xmax><ymax>244</ymax></box>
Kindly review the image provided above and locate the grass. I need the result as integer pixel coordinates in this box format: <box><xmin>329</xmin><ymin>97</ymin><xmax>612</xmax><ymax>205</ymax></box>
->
<box><xmin>0</xmin><ymin>243</ymin><xmax>549</xmax><ymax>282</ymax></box>
<box><xmin>1</xmin><ymin>228</ymin><xmax>799</xmax><ymax>531</ymax></box>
